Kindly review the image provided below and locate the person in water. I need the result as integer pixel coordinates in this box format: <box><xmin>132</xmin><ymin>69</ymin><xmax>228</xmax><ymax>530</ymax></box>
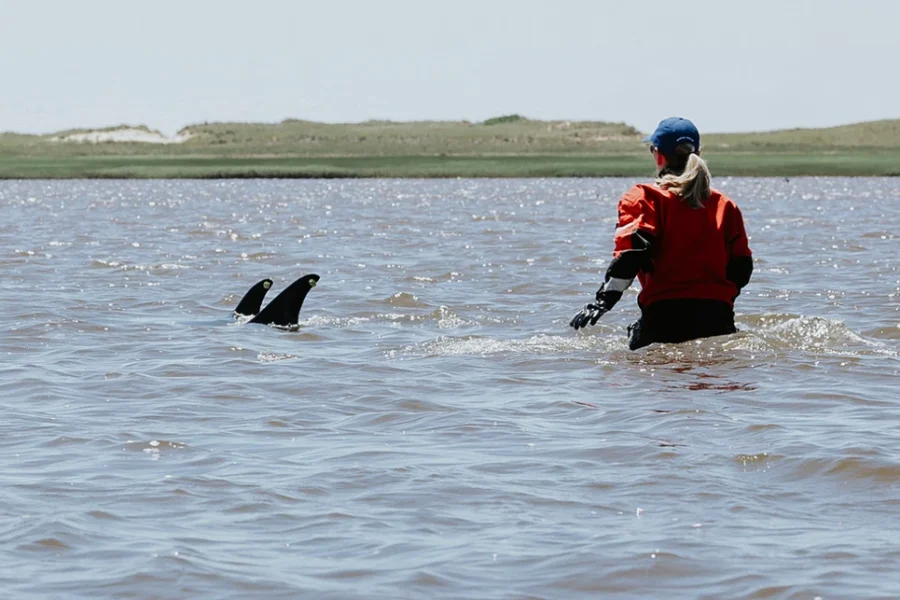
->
<box><xmin>570</xmin><ymin>117</ymin><xmax>753</xmax><ymax>350</ymax></box>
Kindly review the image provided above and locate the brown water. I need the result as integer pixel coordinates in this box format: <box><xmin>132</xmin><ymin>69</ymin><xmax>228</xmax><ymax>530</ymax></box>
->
<box><xmin>1</xmin><ymin>178</ymin><xmax>898</xmax><ymax>599</ymax></box>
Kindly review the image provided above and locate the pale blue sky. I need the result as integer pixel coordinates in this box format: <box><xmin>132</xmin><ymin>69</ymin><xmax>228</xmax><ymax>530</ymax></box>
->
<box><xmin>1</xmin><ymin>0</ymin><xmax>897</xmax><ymax>135</ymax></box>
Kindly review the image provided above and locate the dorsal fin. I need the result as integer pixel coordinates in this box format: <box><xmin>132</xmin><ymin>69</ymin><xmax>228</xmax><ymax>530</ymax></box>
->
<box><xmin>250</xmin><ymin>274</ymin><xmax>319</xmax><ymax>327</ymax></box>
<box><xmin>234</xmin><ymin>279</ymin><xmax>273</xmax><ymax>318</ymax></box>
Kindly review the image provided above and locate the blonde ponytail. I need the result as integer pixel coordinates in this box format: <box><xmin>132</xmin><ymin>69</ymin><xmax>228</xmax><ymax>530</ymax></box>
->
<box><xmin>656</xmin><ymin>143</ymin><xmax>711</xmax><ymax>209</ymax></box>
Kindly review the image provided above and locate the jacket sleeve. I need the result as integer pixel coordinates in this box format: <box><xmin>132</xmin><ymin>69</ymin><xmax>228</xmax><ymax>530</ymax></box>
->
<box><xmin>594</xmin><ymin>187</ymin><xmax>657</xmax><ymax>309</ymax></box>
<box><xmin>725</xmin><ymin>203</ymin><xmax>753</xmax><ymax>290</ymax></box>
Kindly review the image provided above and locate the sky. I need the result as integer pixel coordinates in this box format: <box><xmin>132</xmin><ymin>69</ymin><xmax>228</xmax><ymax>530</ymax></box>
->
<box><xmin>1</xmin><ymin>0</ymin><xmax>897</xmax><ymax>135</ymax></box>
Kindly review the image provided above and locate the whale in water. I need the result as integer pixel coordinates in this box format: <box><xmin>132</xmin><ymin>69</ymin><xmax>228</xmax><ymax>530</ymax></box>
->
<box><xmin>233</xmin><ymin>274</ymin><xmax>320</xmax><ymax>328</ymax></box>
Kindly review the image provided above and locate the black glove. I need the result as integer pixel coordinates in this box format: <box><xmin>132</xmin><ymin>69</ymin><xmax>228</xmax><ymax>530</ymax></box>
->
<box><xmin>569</xmin><ymin>302</ymin><xmax>608</xmax><ymax>330</ymax></box>
<box><xmin>569</xmin><ymin>287</ymin><xmax>623</xmax><ymax>330</ymax></box>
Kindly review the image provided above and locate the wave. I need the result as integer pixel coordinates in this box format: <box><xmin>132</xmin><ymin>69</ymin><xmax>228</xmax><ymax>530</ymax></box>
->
<box><xmin>91</xmin><ymin>259</ymin><xmax>190</xmax><ymax>272</ymax></box>
<box><xmin>401</xmin><ymin>332</ymin><xmax>625</xmax><ymax>357</ymax></box>
<box><xmin>733</xmin><ymin>314</ymin><xmax>898</xmax><ymax>357</ymax></box>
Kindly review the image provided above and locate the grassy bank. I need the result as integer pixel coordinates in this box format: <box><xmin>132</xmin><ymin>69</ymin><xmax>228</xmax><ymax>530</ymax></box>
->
<box><xmin>2</xmin><ymin>117</ymin><xmax>899</xmax><ymax>178</ymax></box>
<box><xmin>2</xmin><ymin>152</ymin><xmax>900</xmax><ymax>179</ymax></box>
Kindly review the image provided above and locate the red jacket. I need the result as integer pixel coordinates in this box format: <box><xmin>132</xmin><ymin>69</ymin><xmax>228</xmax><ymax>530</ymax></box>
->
<box><xmin>613</xmin><ymin>184</ymin><xmax>752</xmax><ymax>308</ymax></box>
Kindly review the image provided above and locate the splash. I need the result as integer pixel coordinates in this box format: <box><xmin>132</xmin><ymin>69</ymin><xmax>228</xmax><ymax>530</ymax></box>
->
<box><xmin>734</xmin><ymin>314</ymin><xmax>897</xmax><ymax>357</ymax></box>
<box><xmin>404</xmin><ymin>332</ymin><xmax>625</xmax><ymax>357</ymax></box>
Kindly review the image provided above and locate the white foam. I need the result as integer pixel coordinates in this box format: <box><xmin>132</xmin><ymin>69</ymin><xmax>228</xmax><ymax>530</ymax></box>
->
<box><xmin>258</xmin><ymin>352</ymin><xmax>298</xmax><ymax>363</ymax></box>
<box><xmin>299</xmin><ymin>313</ymin><xmax>420</xmax><ymax>328</ymax></box>
<box><xmin>732</xmin><ymin>315</ymin><xmax>898</xmax><ymax>358</ymax></box>
<box><xmin>405</xmin><ymin>333</ymin><xmax>622</xmax><ymax>357</ymax></box>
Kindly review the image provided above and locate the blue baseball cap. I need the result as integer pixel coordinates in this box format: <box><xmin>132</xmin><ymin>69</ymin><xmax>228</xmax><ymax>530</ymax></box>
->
<box><xmin>642</xmin><ymin>117</ymin><xmax>700</xmax><ymax>156</ymax></box>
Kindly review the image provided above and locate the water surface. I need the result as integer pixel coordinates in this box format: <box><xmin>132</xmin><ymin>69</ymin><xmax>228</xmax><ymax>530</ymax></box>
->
<box><xmin>1</xmin><ymin>178</ymin><xmax>898</xmax><ymax>599</ymax></box>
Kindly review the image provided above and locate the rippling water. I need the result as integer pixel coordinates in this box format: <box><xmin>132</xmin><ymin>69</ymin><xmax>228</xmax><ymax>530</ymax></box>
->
<box><xmin>1</xmin><ymin>178</ymin><xmax>898</xmax><ymax>599</ymax></box>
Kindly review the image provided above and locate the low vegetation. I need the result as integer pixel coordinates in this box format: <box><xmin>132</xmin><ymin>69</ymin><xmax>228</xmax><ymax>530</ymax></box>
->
<box><xmin>1</xmin><ymin>118</ymin><xmax>898</xmax><ymax>177</ymax></box>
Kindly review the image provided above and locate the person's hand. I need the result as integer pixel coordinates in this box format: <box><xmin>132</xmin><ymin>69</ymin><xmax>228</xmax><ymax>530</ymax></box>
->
<box><xmin>569</xmin><ymin>301</ymin><xmax>609</xmax><ymax>330</ymax></box>
<box><xmin>569</xmin><ymin>285</ymin><xmax>623</xmax><ymax>330</ymax></box>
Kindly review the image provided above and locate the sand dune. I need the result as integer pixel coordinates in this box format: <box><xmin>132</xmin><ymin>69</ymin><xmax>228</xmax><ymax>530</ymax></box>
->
<box><xmin>52</xmin><ymin>127</ymin><xmax>192</xmax><ymax>144</ymax></box>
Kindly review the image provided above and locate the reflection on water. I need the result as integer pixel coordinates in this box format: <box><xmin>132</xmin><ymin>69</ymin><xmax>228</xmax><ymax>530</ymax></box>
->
<box><xmin>0</xmin><ymin>177</ymin><xmax>898</xmax><ymax>599</ymax></box>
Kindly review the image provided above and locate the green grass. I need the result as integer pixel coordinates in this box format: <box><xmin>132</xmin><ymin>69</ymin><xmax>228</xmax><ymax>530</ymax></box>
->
<box><xmin>1</xmin><ymin>118</ymin><xmax>899</xmax><ymax>178</ymax></box>
<box><xmin>2</xmin><ymin>151</ymin><xmax>899</xmax><ymax>179</ymax></box>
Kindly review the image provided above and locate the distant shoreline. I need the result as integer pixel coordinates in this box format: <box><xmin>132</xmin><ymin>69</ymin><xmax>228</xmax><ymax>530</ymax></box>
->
<box><xmin>2</xmin><ymin>154</ymin><xmax>898</xmax><ymax>179</ymax></box>
<box><xmin>2</xmin><ymin>118</ymin><xmax>899</xmax><ymax>178</ymax></box>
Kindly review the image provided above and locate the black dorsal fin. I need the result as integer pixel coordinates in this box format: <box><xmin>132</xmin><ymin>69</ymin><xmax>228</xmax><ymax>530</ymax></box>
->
<box><xmin>250</xmin><ymin>274</ymin><xmax>320</xmax><ymax>327</ymax></box>
<box><xmin>234</xmin><ymin>279</ymin><xmax>273</xmax><ymax>318</ymax></box>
